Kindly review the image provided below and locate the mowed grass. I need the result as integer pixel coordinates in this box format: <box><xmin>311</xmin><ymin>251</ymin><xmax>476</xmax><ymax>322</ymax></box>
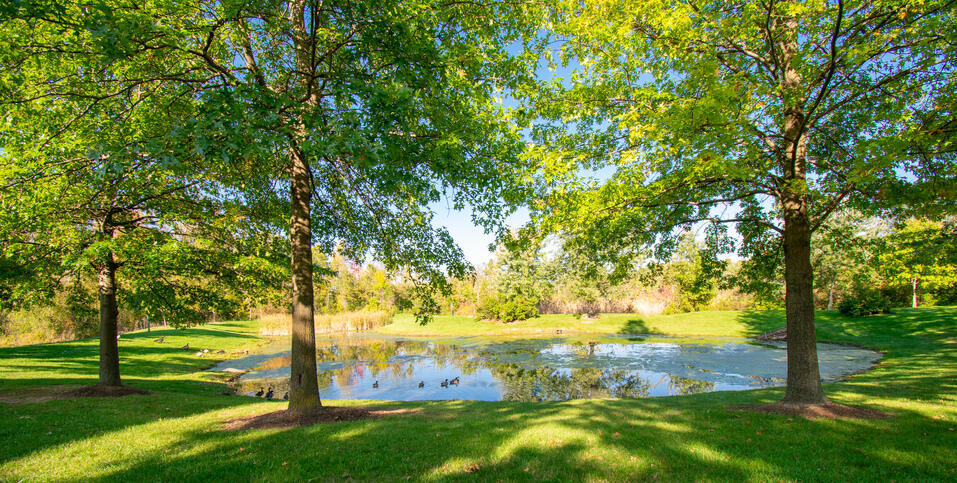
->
<box><xmin>1</xmin><ymin>308</ymin><xmax>955</xmax><ymax>481</ymax></box>
<box><xmin>379</xmin><ymin>311</ymin><xmax>786</xmax><ymax>337</ymax></box>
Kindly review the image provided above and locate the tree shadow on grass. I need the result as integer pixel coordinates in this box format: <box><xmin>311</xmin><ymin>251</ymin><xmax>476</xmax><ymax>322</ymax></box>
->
<box><xmin>5</xmin><ymin>390</ymin><xmax>949</xmax><ymax>481</ymax></box>
<box><xmin>618</xmin><ymin>317</ymin><xmax>660</xmax><ymax>335</ymax></box>
<box><xmin>3</xmin><ymin>310</ymin><xmax>955</xmax><ymax>480</ymax></box>
<box><xmin>0</xmin><ymin>327</ymin><xmax>262</xmax><ymax>392</ymax></box>
<box><xmin>732</xmin><ymin>307</ymin><xmax>957</xmax><ymax>401</ymax></box>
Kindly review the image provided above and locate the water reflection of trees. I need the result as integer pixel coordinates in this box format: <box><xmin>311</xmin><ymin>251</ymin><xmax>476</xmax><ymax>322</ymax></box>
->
<box><xmin>490</xmin><ymin>364</ymin><xmax>652</xmax><ymax>401</ymax></box>
<box><xmin>234</xmin><ymin>337</ymin><xmax>719</xmax><ymax>401</ymax></box>
<box><xmin>666</xmin><ymin>375</ymin><xmax>715</xmax><ymax>395</ymax></box>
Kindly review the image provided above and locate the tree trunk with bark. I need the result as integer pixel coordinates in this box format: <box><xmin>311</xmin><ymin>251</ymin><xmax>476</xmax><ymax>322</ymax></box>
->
<box><xmin>777</xmin><ymin>5</ymin><xmax>826</xmax><ymax>405</ymax></box>
<box><xmin>97</xmin><ymin>255</ymin><xmax>122</xmax><ymax>386</ymax></box>
<box><xmin>287</xmin><ymin>144</ymin><xmax>321</xmax><ymax>414</ymax></box>
<box><xmin>781</xmin><ymin>198</ymin><xmax>825</xmax><ymax>404</ymax></box>
<box><xmin>827</xmin><ymin>284</ymin><xmax>834</xmax><ymax>311</ymax></box>
<box><xmin>284</xmin><ymin>1</ymin><xmax>322</xmax><ymax>415</ymax></box>
<box><xmin>284</xmin><ymin>0</ymin><xmax>324</xmax><ymax>415</ymax></box>
<box><xmin>912</xmin><ymin>278</ymin><xmax>918</xmax><ymax>308</ymax></box>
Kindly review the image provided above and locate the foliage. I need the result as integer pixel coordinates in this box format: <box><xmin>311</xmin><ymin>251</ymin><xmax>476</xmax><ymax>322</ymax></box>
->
<box><xmin>521</xmin><ymin>0</ymin><xmax>957</xmax><ymax>402</ymax></box>
<box><xmin>476</xmin><ymin>244</ymin><xmax>554</xmax><ymax>322</ymax></box>
<box><xmin>811</xmin><ymin>211</ymin><xmax>889</xmax><ymax>309</ymax></box>
<box><xmin>837</xmin><ymin>290</ymin><xmax>892</xmax><ymax>317</ymax></box>
<box><xmin>879</xmin><ymin>218</ymin><xmax>957</xmax><ymax>306</ymax></box>
<box><xmin>0</xmin><ymin>0</ymin><xmax>289</xmax><ymax>327</ymax></box>
<box><xmin>662</xmin><ymin>234</ymin><xmax>726</xmax><ymax>313</ymax></box>
<box><xmin>476</xmin><ymin>293</ymin><xmax>540</xmax><ymax>323</ymax></box>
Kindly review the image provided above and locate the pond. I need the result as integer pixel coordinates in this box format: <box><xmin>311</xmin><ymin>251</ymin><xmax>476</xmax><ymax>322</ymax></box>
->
<box><xmin>210</xmin><ymin>334</ymin><xmax>881</xmax><ymax>402</ymax></box>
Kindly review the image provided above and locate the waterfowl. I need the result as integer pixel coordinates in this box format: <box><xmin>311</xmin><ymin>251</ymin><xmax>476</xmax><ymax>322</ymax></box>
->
<box><xmin>181</xmin><ymin>343</ymin><xmax>189</xmax><ymax>351</ymax></box>
<box><xmin>265</xmin><ymin>387</ymin><xmax>274</xmax><ymax>399</ymax></box>
<box><xmin>216</xmin><ymin>349</ymin><xmax>226</xmax><ymax>354</ymax></box>
<box><xmin>372</xmin><ymin>380</ymin><xmax>379</xmax><ymax>388</ymax></box>
<box><xmin>154</xmin><ymin>337</ymin><xmax>164</xmax><ymax>343</ymax></box>
<box><xmin>283</xmin><ymin>392</ymin><xmax>289</xmax><ymax>400</ymax></box>
<box><xmin>254</xmin><ymin>387</ymin><xmax>264</xmax><ymax>397</ymax></box>
<box><xmin>450</xmin><ymin>376</ymin><xmax>460</xmax><ymax>385</ymax></box>
<box><xmin>418</xmin><ymin>381</ymin><xmax>425</xmax><ymax>388</ymax></box>
<box><xmin>440</xmin><ymin>379</ymin><xmax>449</xmax><ymax>388</ymax></box>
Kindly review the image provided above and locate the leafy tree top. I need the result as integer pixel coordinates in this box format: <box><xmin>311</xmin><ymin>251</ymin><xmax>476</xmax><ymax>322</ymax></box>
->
<box><xmin>522</xmin><ymin>0</ymin><xmax>956</xmax><ymax>265</ymax></box>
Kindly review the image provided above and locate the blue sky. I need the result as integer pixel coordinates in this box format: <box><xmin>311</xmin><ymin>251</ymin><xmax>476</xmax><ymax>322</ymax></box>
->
<box><xmin>429</xmin><ymin>202</ymin><xmax>530</xmax><ymax>268</ymax></box>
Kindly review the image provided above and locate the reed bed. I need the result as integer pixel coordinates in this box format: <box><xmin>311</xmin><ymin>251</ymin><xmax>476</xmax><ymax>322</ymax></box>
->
<box><xmin>259</xmin><ymin>310</ymin><xmax>392</xmax><ymax>336</ymax></box>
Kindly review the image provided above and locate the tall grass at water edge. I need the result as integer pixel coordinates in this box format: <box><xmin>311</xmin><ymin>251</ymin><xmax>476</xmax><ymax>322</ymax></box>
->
<box><xmin>258</xmin><ymin>310</ymin><xmax>392</xmax><ymax>335</ymax></box>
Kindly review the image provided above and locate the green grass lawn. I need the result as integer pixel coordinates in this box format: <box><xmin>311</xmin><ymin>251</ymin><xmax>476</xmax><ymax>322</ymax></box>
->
<box><xmin>380</xmin><ymin>310</ymin><xmax>788</xmax><ymax>337</ymax></box>
<box><xmin>1</xmin><ymin>308</ymin><xmax>955</xmax><ymax>481</ymax></box>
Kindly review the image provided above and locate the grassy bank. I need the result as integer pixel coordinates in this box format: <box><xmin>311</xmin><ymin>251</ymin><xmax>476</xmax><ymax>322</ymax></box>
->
<box><xmin>379</xmin><ymin>311</ymin><xmax>785</xmax><ymax>337</ymax></box>
<box><xmin>1</xmin><ymin>308</ymin><xmax>955</xmax><ymax>481</ymax></box>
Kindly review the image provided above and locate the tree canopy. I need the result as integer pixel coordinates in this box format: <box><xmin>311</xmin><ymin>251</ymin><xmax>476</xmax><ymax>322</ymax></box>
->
<box><xmin>522</xmin><ymin>0</ymin><xmax>957</xmax><ymax>404</ymax></box>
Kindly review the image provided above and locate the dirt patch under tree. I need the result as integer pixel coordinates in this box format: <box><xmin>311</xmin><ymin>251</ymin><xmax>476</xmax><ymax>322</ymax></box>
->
<box><xmin>730</xmin><ymin>401</ymin><xmax>892</xmax><ymax>419</ymax></box>
<box><xmin>223</xmin><ymin>407</ymin><xmax>419</xmax><ymax>430</ymax></box>
<box><xmin>0</xmin><ymin>384</ymin><xmax>149</xmax><ymax>404</ymax></box>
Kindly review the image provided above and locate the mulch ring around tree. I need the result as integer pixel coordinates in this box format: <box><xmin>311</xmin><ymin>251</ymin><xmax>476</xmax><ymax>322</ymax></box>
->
<box><xmin>223</xmin><ymin>407</ymin><xmax>420</xmax><ymax>431</ymax></box>
<box><xmin>62</xmin><ymin>384</ymin><xmax>151</xmax><ymax>398</ymax></box>
<box><xmin>0</xmin><ymin>384</ymin><xmax>149</xmax><ymax>404</ymax></box>
<box><xmin>730</xmin><ymin>401</ymin><xmax>893</xmax><ymax>419</ymax></box>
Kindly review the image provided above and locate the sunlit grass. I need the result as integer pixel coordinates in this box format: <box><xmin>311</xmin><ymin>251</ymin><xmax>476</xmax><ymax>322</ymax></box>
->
<box><xmin>380</xmin><ymin>310</ymin><xmax>784</xmax><ymax>337</ymax></box>
<box><xmin>1</xmin><ymin>308</ymin><xmax>955</xmax><ymax>480</ymax></box>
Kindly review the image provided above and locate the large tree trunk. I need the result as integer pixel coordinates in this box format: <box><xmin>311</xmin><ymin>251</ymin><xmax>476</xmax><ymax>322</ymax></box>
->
<box><xmin>287</xmin><ymin>145</ymin><xmax>321</xmax><ymax>414</ymax></box>
<box><xmin>781</xmin><ymin>198</ymin><xmax>826</xmax><ymax>404</ymax></box>
<box><xmin>97</xmin><ymin>256</ymin><xmax>121</xmax><ymax>386</ymax></box>
<box><xmin>285</xmin><ymin>0</ymin><xmax>323</xmax><ymax>415</ymax></box>
<box><xmin>777</xmin><ymin>1</ymin><xmax>826</xmax><ymax>405</ymax></box>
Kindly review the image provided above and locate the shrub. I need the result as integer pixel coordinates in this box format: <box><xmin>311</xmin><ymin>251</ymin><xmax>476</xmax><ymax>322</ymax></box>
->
<box><xmin>477</xmin><ymin>294</ymin><xmax>538</xmax><ymax>322</ymax></box>
<box><xmin>838</xmin><ymin>291</ymin><xmax>892</xmax><ymax>317</ymax></box>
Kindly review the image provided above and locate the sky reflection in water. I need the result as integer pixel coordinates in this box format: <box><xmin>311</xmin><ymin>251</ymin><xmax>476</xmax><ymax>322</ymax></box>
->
<box><xmin>211</xmin><ymin>334</ymin><xmax>880</xmax><ymax>402</ymax></box>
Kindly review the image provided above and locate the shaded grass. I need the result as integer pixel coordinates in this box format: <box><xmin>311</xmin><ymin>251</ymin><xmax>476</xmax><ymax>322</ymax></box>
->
<box><xmin>1</xmin><ymin>308</ymin><xmax>955</xmax><ymax>481</ymax></box>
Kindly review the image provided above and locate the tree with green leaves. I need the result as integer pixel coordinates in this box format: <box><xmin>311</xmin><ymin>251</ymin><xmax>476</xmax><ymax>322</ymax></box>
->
<box><xmin>524</xmin><ymin>0</ymin><xmax>956</xmax><ymax>405</ymax></box>
<box><xmin>0</xmin><ymin>2</ymin><xmax>286</xmax><ymax>387</ymax></box>
<box><xmin>3</xmin><ymin>0</ymin><xmax>537</xmax><ymax>414</ymax></box>
<box><xmin>881</xmin><ymin>218</ymin><xmax>957</xmax><ymax>307</ymax></box>
<box><xmin>161</xmin><ymin>0</ymin><xmax>537</xmax><ymax>415</ymax></box>
<box><xmin>662</xmin><ymin>234</ymin><xmax>726</xmax><ymax>313</ymax></box>
<box><xmin>477</xmin><ymin>243</ymin><xmax>554</xmax><ymax>322</ymax></box>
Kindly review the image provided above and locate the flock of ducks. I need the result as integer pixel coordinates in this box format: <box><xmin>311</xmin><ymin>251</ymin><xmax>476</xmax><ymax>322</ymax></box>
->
<box><xmin>149</xmin><ymin>338</ymin><xmax>232</xmax><ymax>357</ymax></box>
<box><xmin>252</xmin><ymin>386</ymin><xmax>289</xmax><ymax>400</ymax></box>
<box><xmin>245</xmin><ymin>377</ymin><xmax>463</xmax><ymax>401</ymax></box>
<box><xmin>373</xmin><ymin>376</ymin><xmax>461</xmax><ymax>389</ymax></box>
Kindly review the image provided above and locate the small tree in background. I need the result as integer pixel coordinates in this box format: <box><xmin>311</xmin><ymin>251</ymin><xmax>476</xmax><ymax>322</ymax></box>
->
<box><xmin>881</xmin><ymin>218</ymin><xmax>957</xmax><ymax>308</ymax></box>
<box><xmin>477</xmin><ymin>244</ymin><xmax>554</xmax><ymax>322</ymax></box>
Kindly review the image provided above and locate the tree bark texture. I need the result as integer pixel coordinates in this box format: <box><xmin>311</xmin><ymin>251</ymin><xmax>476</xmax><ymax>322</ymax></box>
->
<box><xmin>778</xmin><ymin>4</ymin><xmax>826</xmax><ymax>404</ymax></box>
<box><xmin>781</xmin><ymin>198</ymin><xmax>825</xmax><ymax>403</ymax></box>
<box><xmin>287</xmin><ymin>144</ymin><xmax>321</xmax><ymax>414</ymax></box>
<box><xmin>97</xmin><ymin>256</ymin><xmax>122</xmax><ymax>386</ymax></box>
<box><xmin>285</xmin><ymin>0</ymin><xmax>322</xmax><ymax>414</ymax></box>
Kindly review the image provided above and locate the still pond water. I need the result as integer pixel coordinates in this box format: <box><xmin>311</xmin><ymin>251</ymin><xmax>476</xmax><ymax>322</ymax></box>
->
<box><xmin>211</xmin><ymin>334</ymin><xmax>880</xmax><ymax>402</ymax></box>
